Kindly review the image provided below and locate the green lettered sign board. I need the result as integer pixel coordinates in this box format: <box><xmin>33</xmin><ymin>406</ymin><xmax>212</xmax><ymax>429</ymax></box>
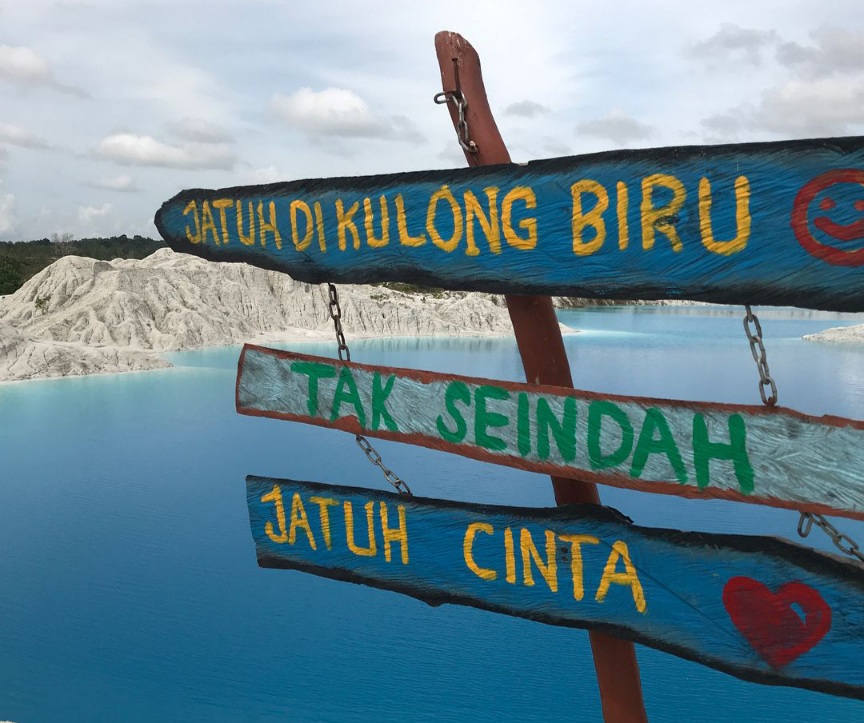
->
<box><xmin>237</xmin><ymin>345</ymin><xmax>864</xmax><ymax>520</ymax></box>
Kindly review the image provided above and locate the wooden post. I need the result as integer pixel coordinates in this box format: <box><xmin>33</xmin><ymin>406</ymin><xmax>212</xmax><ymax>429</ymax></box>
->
<box><xmin>435</xmin><ymin>31</ymin><xmax>648</xmax><ymax>723</ymax></box>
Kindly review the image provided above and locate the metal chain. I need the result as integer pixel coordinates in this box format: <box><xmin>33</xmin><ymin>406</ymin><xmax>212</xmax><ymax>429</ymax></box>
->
<box><xmin>798</xmin><ymin>512</ymin><xmax>864</xmax><ymax>564</ymax></box>
<box><xmin>743</xmin><ymin>305</ymin><xmax>778</xmax><ymax>407</ymax></box>
<box><xmin>355</xmin><ymin>436</ymin><xmax>412</xmax><ymax>497</ymax></box>
<box><xmin>741</xmin><ymin>305</ymin><xmax>864</xmax><ymax>565</ymax></box>
<box><xmin>327</xmin><ymin>283</ymin><xmax>351</xmax><ymax>362</ymax></box>
<box><xmin>740</xmin><ymin>306</ymin><xmax>858</xmax><ymax>561</ymax></box>
<box><xmin>326</xmin><ymin>283</ymin><xmax>412</xmax><ymax>496</ymax></box>
<box><xmin>433</xmin><ymin>89</ymin><xmax>478</xmax><ymax>154</ymax></box>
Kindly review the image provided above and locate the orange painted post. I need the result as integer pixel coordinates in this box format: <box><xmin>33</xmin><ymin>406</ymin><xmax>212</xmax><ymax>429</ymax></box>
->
<box><xmin>435</xmin><ymin>31</ymin><xmax>648</xmax><ymax>723</ymax></box>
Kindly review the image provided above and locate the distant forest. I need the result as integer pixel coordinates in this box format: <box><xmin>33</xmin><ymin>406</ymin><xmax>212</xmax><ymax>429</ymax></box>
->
<box><xmin>0</xmin><ymin>234</ymin><xmax>166</xmax><ymax>294</ymax></box>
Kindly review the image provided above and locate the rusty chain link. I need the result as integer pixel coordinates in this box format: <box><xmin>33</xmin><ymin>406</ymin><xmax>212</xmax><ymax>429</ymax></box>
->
<box><xmin>327</xmin><ymin>283</ymin><xmax>351</xmax><ymax>362</ymax></box>
<box><xmin>743</xmin><ymin>305</ymin><xmax>778</xmax><ymax>407</ymax></box>
<box><xmin>355</xmin><ymin>435</ymin><xmax>412</xmax><ymax>497</ymax></box>
<box><xmin>798</xmin><ymin>512</ymin><xmax>864</xmax><ymax>564</ymax></box>
<box><xmin>326</xmin><ymin>283</ymin><xmax>412</xmax><ymax>496</ymax></box>
<box><xmin>433</xmin><ymin>89</ymin><xmax>478</xmax><ymax>154</ymax></box>
<box><xmin>742</xmin><ymin>305</ymin><xmax>864</xmax><ymax>564</ymax></box>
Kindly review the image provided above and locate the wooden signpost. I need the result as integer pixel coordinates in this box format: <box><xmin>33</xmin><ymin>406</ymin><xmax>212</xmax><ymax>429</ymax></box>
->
<box><xmin>434</xmin><ymin>34</ymin><xmax>646</xmax><ymax>721</ymax></box>
<box><xmin>237</xmin><ymin>345</ymin><xmax>864</xmax><ymax>521</ymax></box>
<box><xmin>247</xmin><ymin>476</ymin><xmax>864</xmax><ymax>701</ymax></box>
<box><xmin>155</xmin><ymin>27</ymin><xmax>864</xmax><ymax>721</ymax></box>
<box><xmin>155</xmin><ymin>136</ymin><xmax>864</xmax><ymax>312</ymax></box>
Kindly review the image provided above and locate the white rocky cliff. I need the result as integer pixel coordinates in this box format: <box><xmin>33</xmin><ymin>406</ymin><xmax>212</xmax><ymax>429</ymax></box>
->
<box><xmin>804</xmin><ymin>324</ymin><xmax>864</xmax><ymax>344</ymax></box>
<box><xmin>0</xmin><ymin>248</ymin><xmax>516</xmax><ymax>381</ymax></box>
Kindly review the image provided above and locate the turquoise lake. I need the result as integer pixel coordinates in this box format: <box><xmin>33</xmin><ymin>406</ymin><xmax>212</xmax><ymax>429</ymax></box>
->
<box><xmin>2</xmin><ymin>305</ymin><xmax>864</xmax><ymax>722</ymax></box>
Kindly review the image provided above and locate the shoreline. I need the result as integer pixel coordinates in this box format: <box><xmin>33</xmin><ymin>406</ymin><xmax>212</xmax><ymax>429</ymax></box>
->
<box><xmin>0</xmin><ymin>326</ymin><xmax>567</xmax><ymax>385</ymax></box>
<box><xmin>2</xmin><ymin>247</ymin><xmax>862</xmax><ymax>384</ymax></box>
<box><xmin>7</xmin><ymin>302</ymin><xmax>864</xmax><ymax>385</ymax></box>
<box><xmin>9</xmin><ymin>305</ymin><xmax>864</xmax><ymax>386</ymax></box>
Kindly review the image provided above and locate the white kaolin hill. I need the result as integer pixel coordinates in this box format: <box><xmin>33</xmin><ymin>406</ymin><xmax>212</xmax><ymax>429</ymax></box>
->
<box><xmin>804</xmin><ymin>325</ymin><xmax>864</xmax><ymax>344</ymax></box>
<box><xmin>0</xmin><ymin>248</ymin><xmax>516</xmax><ymax>382</ymax></box>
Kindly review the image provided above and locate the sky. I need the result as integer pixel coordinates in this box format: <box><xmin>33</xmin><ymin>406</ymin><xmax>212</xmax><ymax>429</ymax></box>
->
<box><xmin>1</xmin><ymin>0</ymin><xmax>863</xmax><ymax>241</ymax></box>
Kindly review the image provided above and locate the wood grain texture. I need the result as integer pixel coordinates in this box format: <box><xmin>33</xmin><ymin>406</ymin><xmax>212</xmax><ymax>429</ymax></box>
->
<box><xmin>155</xmin><ymin>137</ymin><xmax>864</xmax><ymax>311</ymax></box>
<box><xmin>247</xmin><ymin>476</ymin><xmax>864</xmax><ymax>700</ymax></box>
<box><xmin>435</xmin><ymin>29</ymin><xmax>647</xmax><ymax>721</ymax></box>
<box><xmin>237</xmin><ymin>345</ymin><xmax>864</xmax><ymax>520</ymax></box>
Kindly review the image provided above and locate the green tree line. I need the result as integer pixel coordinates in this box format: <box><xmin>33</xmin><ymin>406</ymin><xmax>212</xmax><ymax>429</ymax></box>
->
<box><xmin>0</xmin><ymin>235</ymin><xmax>166</xmax><ymax>295</ymax></box>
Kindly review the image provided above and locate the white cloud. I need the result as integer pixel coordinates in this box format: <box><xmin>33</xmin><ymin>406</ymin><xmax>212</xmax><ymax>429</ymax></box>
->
<box><xmin>0</xmin><ymin>123</ymin><xmax>53</xmax><ymax>149</ymax></box>
<box><xmin>777</xmin><ymin>27</ymin><xmax>864</xmax><ymax>77</ymax></box>
<box><xmin>136</xmin><ymin>64</ymin><xmax>226</xmax><ymax>123</ymax></box>
<box><xmin>703</xmin><ymin>76</ymin><xmax>864</xmax><ymax>139</ymax></box>
<box><xmin>541</xmin><ymin>137</ymin><xmax>572</xmax><ymax>157</ymax></box>
<box><xmin>242</xmin><ymin>166</ymin><xmax>285</xmax><ymax>185</ymax></box>
<box><xmin>93</xmin><ymin>133</ymin><xmax>236</xmax><ymax>170</ymax></box>
<box><xmin>700</xmin><ymin>113</ymin><xmax>742</xmax><ymax>140</ymax></box>
<box><xmin>504</xmin><ymin>100</ymin><xmax>549</xmax><ymax>118</ymax></box>
<box><xmin>0</xmin><ymin>45</ymin><xmax>51</xmax><ymax>83</ymax></box>
<box><xmin>0</xmin><ymin>44</ymin><xmax>89</xmax><ymax>98</ymax></box>
<box><xmin>271</xmin><ymin>87</ymin><xmax>423</xmax><ymax>142</ymax></box>
<box><xmin>753</xmin><ymin>78</ymin><xmax>864</xmax><ymax>135</ymax></box>
<box><xmin>167</xmin><ymin>117</ymin><xmax>232</xmax><ymax>144</ymax></box>
<box><xmin>2</xmin><ymin>2</ymin><xmax>864</xmax><ymax>239</ymax></box>
<box><xmin>576</xmin><ymin>112</ymin><xmax>654</xmax><ymax>145</ymax></box>
<box><xmin>694</xmin><ymin>22</ymin><xmax>864</xmax><ymax>141</ymax></box>
<box><xmin>689</xmin><ymin>24</ymin><xmax>779</xmax><ymax>65</ymax></box>
<box><xmin>436</xmin><ymin>142</ymin><xmax>468</xmax><ymax>165</ymax></box>
<box><xmin>78</xmin><ymin>203</ymin><xmax>113</xmax><ymax>224</ymax></box>
<box><xmin>271</xmin><ymin>87</ymin><xmax>375</xmax><ymax>136</ymax></box>
<box><xmin>88</xmin><ymin>175</ymin><xmax>139</xmax><ymax>192</ymax></box>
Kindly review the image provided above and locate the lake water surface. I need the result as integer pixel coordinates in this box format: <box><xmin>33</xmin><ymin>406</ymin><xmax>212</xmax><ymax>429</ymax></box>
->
<box><xmin>1</xmin><ymin>305</ymin><xmax>864</xmax><ymax>721</ymax></box>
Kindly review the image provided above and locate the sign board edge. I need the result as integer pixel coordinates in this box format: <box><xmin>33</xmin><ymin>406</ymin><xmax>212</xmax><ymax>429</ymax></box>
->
<box><xmin>247</xmin><ymin>475</ymin><xmax>864</xmax><ymax>701</ymax></box>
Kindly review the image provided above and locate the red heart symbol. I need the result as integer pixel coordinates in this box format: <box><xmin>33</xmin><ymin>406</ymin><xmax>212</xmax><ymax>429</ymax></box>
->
<box><xmin>722</xmin><ymin>576</ymin><xmax>832</xmax><ymax>669</ymax></box>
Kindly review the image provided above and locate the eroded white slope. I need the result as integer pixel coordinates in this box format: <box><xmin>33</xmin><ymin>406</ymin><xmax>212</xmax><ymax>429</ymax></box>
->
<box><xmin>0</xmin><ymin>248</ymin><xmax>513</xmax><ymax>381</ymax></box>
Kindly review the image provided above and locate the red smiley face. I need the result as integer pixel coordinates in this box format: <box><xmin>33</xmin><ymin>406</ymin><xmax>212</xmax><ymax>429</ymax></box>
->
<box><xmin>792</xmin><ymin>169</ymin><xmax>864</xmax><ymax>266</ymax></box>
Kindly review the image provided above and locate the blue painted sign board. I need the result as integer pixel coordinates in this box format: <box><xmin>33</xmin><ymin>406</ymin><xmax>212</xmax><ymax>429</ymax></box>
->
<box><xmin>237</xmin><ymin>345</ymin><xmax>864</xmax><ymax>521</ymax></box>
<box><xmin>157</xmin><ymin>137</ymin><xmax>864</xmax><ymax>311</ymax></box>
<box><xmin>248</xmin><ymin>476</ymin><xmax>864</xmax><ymax>700</ymax></box>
